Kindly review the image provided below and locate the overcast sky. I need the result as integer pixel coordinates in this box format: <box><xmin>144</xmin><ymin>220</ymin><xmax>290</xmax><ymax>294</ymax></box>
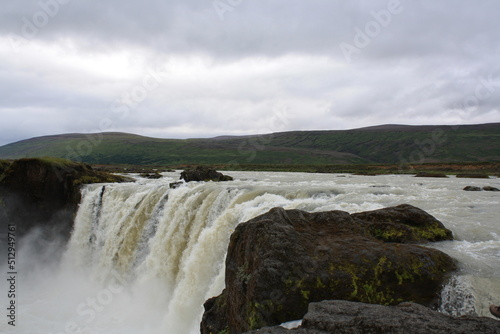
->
<box><xmin>0</xmin><ymin>0</ymin><xmax>499</xmax><ymax>146</ymax></box>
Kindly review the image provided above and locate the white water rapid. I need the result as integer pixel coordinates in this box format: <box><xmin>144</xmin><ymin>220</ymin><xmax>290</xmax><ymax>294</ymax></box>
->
<box><xmin>2</xmin><ymin>171</ymin><xmax>500</xmax><ymax>333</ymax></box>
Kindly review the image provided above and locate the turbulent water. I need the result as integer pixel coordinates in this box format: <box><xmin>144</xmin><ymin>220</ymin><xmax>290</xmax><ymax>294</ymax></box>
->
<box><xmin>2</xmin><ymin>171</ymin><xmax>500</xmax><ymax>333</ymax></box>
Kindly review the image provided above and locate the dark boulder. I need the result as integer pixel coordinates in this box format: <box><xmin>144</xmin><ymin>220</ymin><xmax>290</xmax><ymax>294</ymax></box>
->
<box><xmin>464</xmin><ymin>186</ymin><xmax>482</xmax><ymax>191</ymax></box>
<box><xmin>352</xmin><ymin>204</ymin><xmax>454</xmax><ymax>243</ymax></box>
<box><xmin>0</xmin><ymin>159</ymin><xmax>12</xmax><ymax>176</ymax></box>
<box><xmin>415</xmin><ymin>172</ymin><xmax>448</xmax><ymax>178</ymax></box>
<box><xmin>140</xmin><ymin>172</ymin><xmax>163</xmax><ymax>179</ymax></box>
<box><xmin>457</xmin><ymin>174</ymin><xmax>490</xmax><ymax>179</ymax></box>
<box><xmin>463</xmin><ymin>186</ymin><xmax>500</xmax><ymax>192</ymax></box>
<box><xmin>246</xmin><ymin>300</ymin><xmax>500</xmax><ymax>334</ymax></box>
<box><xmin>200</xmin><ymin>205</ymin><xmax>457</xmax><ymax>334</ymax></box>
<box><xmin>180</xmin><ymin>166</ymin><xmax>233</xmax><ymax>182</ymax></box>
<box><xmin>0</xmin><ymin>158</ymin><xmax>129</xmax><ymax>238</ymax></box>
<box><xmin>169</xmin><ymin>181</ymin><xmax>183</xmax><ymax>189</ymax></box>
<box><xmin>483</xmin><ymin>186</ymin><xmax>500</xmax><ymax>192</ymax></box>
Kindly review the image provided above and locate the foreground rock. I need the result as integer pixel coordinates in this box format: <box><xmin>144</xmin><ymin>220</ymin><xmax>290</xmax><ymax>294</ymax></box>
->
<box><xmin>180</xmin><ymin>166</ymin><xmax>233</xmax><ymax>182</ymax></box>
<box><xmin>0</xmin><ymin>158</ymin><xmax>129</xmax><ymax>238</ymax></box>
<box><xmin>201</xmin><ymin>204</ymin><xmax>456</xmax><ymax>334</ymax></box>
<box><xmin>246</xmin><ymin>300</ymin><xmax>500</xmax><ymax>334</ymax></box>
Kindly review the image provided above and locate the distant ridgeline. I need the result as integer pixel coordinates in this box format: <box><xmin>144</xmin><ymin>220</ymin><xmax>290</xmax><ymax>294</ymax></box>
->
<box><xmin>0</xmin><ymin>123</ymin><xmax>499</xmax><ymax>165</ymax></box>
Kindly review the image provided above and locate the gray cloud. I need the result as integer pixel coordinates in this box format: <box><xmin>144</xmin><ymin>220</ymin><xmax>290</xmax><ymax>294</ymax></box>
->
<box><xmin>0</xmin><ymin>0</ymin><xmax>499</xmax><ymax>146</ymax></box>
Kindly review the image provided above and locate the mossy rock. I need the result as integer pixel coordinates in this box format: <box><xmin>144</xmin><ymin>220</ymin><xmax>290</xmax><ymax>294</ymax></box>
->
<box><xmin>352</xmin><ymin>204</ymin><xmax>453</xmax><ymax>243</ymax></box>
<box><xmin>140</xmin><ymin>172</ymin><xmax>163</xmax><ymax>179</ymax></box>
<box><xmin>0</xmin><ymin>159</ymin><xmax>12</xmax><ymax>178</ymax></box>
<box><xmin>0</xmin><ymin>157</ymin><xmax>130</xmax><ymax>237</ymax></box>
<box><xmin>180</xmin><ymin>166</ymin><xmax>233</xmax><ymax>182</ymax></box>
<box><xmin>201</xmin><ymin>206</ymin><xmax>457</xmax><ymax>334</ymax></box>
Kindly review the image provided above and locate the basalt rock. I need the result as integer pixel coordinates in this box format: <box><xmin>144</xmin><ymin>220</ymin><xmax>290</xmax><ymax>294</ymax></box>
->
<box><xmin>352</xmin><ymin>204</ymin><xmax>454</xmax><ymax>243</ymax></box>
<box><xmin>0</xmin><ymin>159</ymin><xmax>12</xmax><ymax>176</ymax></box>
<box><xmin>0</xmin><ymin>158</ymin><xmax>129</xmax><ymax>238</ymax></box>
<box><xmin>200</xmin><ymin>205</ymin><xmax>457</xmax><ymax>334</ymax></box>
<box><xmin>245</xmin><ymin>300</ymin><xmax>500</xmax><ymax>334</ymax></box>
<box><xmin>464</xmin><ymin>186</ymin><xmax>482</xmax><ymax>191</ymax></box>
<box><xmin>140</xmin><ymin>172</ymin><xmax>163</xmax><ymax>179</ymax></box>
<box><xmin>169</xmin><ymin>181</ymin><xmax>183</xmax><ymax>189</ymax></box>
<box><xmin>456</xmin><ymin>174</ymin><xmax>490</xmax><ymax>179</ymax></box>
<box><xmin>415</xmin><ymin>172</ymin><xmax>448</xmax><ymax>178</ymax></box>
<box><xmin>463</xmin><ymin>186</ymin><xmax>500</xmax><ymax>192</ymax></box>
<box><xmin>180</xmin><ymin>166</ymin><xmax>233</xmax><ymax>182</ymax></box>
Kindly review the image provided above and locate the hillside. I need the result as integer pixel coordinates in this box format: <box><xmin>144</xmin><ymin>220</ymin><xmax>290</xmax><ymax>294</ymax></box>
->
<box><xmin>0</xmin><ymin>123</ymin><xmax>499</xmax><ymax>166</ymax></box>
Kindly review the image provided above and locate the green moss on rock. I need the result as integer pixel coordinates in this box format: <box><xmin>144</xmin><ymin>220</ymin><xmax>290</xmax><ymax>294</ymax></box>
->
<box><xmin>201</xmin><ymin>206</ymin><xmax>457</xmax><ymax>334</ymax></box>
<box><xmin>0</xmin><ymin>157</ymin><xmax>130</xmax><ymax>237</ymax></box>
<box><xmin>352</xmin><ymin>204</ymin><xmax>453</xmax><ymax>243</ymax></box>
<box><xmin>0</xmin><ymin>159</ymin><xmax>12</xmax><ymax>178</ymax></box>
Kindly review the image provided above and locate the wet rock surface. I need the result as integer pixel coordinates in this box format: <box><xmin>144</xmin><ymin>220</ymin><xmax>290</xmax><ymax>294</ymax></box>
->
<box><xmin>180</xmin><ymin>166</ymin><xmax>233</xmax><ymax>182</ymax></box>
<box><xmin>463</xmin><ymin>186</ymin><xmax>500</xmax><ymax>192</ymax></box>
<box><xmin>201</xmin><ymin>204</ymin><xmax>456</xmax><ymax>334</ymax></box>
<box><xmin>245</xmin><ymin>300</ymin><xmax>500</xmax><ymax>334</ymax></box>
<box><xmin>415</xmin><ymin>172</ymin><xmax>448</xmax><ymax>178</ymax></box>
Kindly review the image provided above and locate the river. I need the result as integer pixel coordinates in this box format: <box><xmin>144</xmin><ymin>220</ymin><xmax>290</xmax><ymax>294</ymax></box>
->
<box><xmin>2</xmin><ymin>171</ymin><xmax>499</xmax><ymax>333</ymax></box>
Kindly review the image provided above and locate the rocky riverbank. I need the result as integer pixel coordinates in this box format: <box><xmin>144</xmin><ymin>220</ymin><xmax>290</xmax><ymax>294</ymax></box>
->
<box><xmin>0</xmin><ymin>158</ymin><xmax>130</xmax><ymax>238</ymax></box>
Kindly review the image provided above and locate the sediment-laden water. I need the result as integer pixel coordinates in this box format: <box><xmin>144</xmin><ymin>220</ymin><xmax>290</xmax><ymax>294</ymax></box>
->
<box><xmin>2</xmin><ymin>171</ymin><xmax>499</xmax><ymax>333</ymax></box>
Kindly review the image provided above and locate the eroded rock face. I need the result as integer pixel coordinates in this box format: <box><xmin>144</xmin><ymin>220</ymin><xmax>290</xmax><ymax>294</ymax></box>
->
<box><xmin>180</xmin><ymin>166</ymin><xmax>233</xmax><ymax>182</ymax></box>
<box><xmin>245</xmin><ymin>301</ymin><xmax>500</xmax><ymax>334</ymax></box>
<box><xmin>0</xmin><ymin>158</ymin><xmax>128</xmax><ymax>238</ymax></box>
<box><xmin>201</xmin><ymin>205</ymin><xmax>456</xmax><ymax>334</ymax></box>
<box><xmin>0</xmin><ymin>159</ymin><xmax>12</xmax><ymax>176</ymax></box>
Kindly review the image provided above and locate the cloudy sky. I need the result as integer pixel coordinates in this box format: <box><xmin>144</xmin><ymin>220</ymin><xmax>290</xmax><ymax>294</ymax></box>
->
<box><xmin>0</xmin><ymin>0</ymin><xmax>499</xmax><ymax>146</ymax></box>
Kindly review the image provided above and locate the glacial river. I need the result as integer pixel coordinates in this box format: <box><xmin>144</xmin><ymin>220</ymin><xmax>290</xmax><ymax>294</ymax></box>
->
<box><xmin>2</xmin><ymin>171</ymin><xmax>499</xmax><ymax>333</ymax></box>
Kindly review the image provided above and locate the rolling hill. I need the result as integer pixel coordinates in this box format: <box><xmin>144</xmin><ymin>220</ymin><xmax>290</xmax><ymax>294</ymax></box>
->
<box><xmin>0</xmin><ymin>123</ymin><xmax>499</xmax><ymax>166</ymax></box>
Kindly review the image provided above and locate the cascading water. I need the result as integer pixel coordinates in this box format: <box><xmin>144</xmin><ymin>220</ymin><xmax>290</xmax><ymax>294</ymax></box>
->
<box><xmin>2</xmin><ymin>171</ymin><xmax>500</xmax><ymax>333</ymax></box>
<box><xmin>58</xmin><ymin>174</ymin><xmax>351</xmax><ymax>334</ymax></box>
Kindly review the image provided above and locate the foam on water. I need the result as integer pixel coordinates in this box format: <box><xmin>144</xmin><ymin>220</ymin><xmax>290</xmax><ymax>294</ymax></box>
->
<box><xmin>2</xmin><ymin>172</ymin><xmax>499</xmax><ymax>333</ymax></box>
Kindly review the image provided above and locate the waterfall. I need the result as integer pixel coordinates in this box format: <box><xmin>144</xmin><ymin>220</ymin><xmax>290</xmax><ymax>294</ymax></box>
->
<box><xmin>9</xmin><ymin>172</ymin><xmax>498</xmax><ymax>334</ymax></box>
<box><xmin>61</xmin><ymin>179</ymin><xmax>318</xmax><ymax>333</ymax></box>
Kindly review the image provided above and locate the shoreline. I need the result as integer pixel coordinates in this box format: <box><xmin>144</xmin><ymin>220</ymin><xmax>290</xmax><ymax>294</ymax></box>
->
<box><xmin>91</xmin><ymin>161</ymin><xmax>500</xmax><ymax>177</ymax></box>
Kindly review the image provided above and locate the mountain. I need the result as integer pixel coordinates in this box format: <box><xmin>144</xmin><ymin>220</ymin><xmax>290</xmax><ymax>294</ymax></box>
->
<box><xmin>0</xmin><ymin>123</ymin><xmax>499</xmax><ymax>165</ymax></box>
